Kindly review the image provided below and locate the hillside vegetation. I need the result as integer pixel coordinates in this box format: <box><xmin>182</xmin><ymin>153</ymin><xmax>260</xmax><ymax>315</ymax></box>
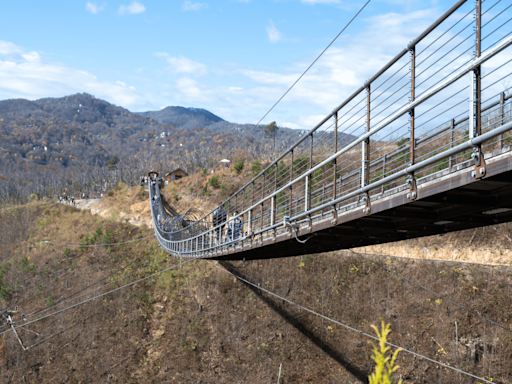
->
<box><xmin>1</xmin><ymin>196</ymin><xmax>512</xmax><ymax>383</ymax></box>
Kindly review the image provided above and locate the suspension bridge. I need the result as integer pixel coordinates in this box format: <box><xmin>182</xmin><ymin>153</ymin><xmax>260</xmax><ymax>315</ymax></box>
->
<box><xmin>150</xmin><ymin>0</ymin><xmax>512</xmax><ymax>261</ymax></box>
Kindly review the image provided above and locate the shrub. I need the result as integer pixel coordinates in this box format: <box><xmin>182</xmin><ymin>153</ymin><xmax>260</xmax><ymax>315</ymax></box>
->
<box><xmin>251</xmin><ymin>161</ymin><xmax>262</xmax><ymax>176</ymax></box>
<box><xmin>103</xmin><ymin>230</ymin><xmax>114</xmax><ymax>245</ymax></box>
<box><xmin>201</xmin><ymin>168</ymin><xmax>208</xmax><ymax>177</ymax></box>
<box><xmin>209</xmin><ymin>176</ymin><xmax>220</xmax><ymax>188</ymax></box>
<box><xmin>220</xmin><ymin>185</ymin><xmax>227</xmax><ymax>196</ymax></box>
<box><xmin>173</xmin><ymin>193</ymin><xmax>180</xmax><ymax>201</ymax></box>
<box><xmin>234</xmin><ymin>158</ymin><xmax>245</xmax><ymax>174</ymax></box>
<box><xmin>64</xmin><ymin>248</ymin><xmax>71</xmax><ymax>258</ymax></box>
<box><xmin>19</xmin><ymin>258</ymin><xmax>36</xmax><ymax>274</ymax></box>
<box><xmin>368</xmin><ymin>320</ymin><xmax>402</xmax><ymax>384</ymax></box>
<box><xmin>0</xmin><ymin>263</ymin><xmax>12</xmax><ymax>300</ymax></box>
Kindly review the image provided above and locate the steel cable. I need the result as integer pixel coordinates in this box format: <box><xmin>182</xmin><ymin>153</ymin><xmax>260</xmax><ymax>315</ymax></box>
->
<box><xmin>482</xmin><ymin>3</ymin><xmax>512</xmax><ymax>30</ymax></box>
<box><xmin>1</xmin><ymin>256</ymin><xmax>201</xmax><ymax>336</ymax></box>
<box><xmin>416</xmin><ymin>5</ymin><xmax>475</xmax><ymax>58</ymax></box>
<box><xmin>13</xmin><ymin>247</ymin><xmax>170</xmax><ymax>325</ymax></box>
<box><xmin>210</xmin><ymin>0</ymin><xmax>372</xmax><ymax>170</ymax></box>
<box><xmin>416</xmin><ymin>18</ymin><xmax>474</xmax><ymax>72</ymax></box>
<box><xmin>208</xmin><ymin>260</ymin><xmax>494</xmax><ymax>384</ymax></box>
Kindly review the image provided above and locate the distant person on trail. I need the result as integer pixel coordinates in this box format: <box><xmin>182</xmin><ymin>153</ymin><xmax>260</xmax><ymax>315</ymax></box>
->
<box><xmin>212</xmin><ymin>207</ymin><xmax>227</xmax><ymax>245</ymax></box>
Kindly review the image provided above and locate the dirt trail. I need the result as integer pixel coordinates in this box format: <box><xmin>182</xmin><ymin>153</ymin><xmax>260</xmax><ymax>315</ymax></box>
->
<box><xmin>71</xmin><ymin>186</ymin><xmax>154</xmax><ymax>229</ymax></box>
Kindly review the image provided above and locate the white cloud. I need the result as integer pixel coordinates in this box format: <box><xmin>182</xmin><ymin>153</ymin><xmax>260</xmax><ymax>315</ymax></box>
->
<box><xmin>266</xmin><ymin>20</ymin><xmax>283</xmax><ymax>44</ymax></box>
<box><xmin>156</xmin><ymin>53</ymin><xmax>207</xmax><ymax>75</ymax></box>
<box><xmin>0</xmin><ymin>40</ymin><xmax>141</xmax><ymax>108</ymax></box>
<box><xmin>85</xmin><ymin>2</ymin><xmax>105</xmax><ymax>14</ymax></box>
<box><xmin>182</xmin><ymin>1</ymin><xmax>208</xmax><ymax>11</ymax></box>
<box><xmin>118</xmin><ymin>1</ymin><xmax>145</xmax><ymax>15</ymax></box>
<box><xmin>166</xmin><ymin>7</ymin><xmax>457</xmax><ymax>129</ymax></box>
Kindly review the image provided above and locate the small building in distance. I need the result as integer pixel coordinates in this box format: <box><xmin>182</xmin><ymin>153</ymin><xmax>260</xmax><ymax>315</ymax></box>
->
<box><xmin>165</xmin><ymin>168</ymin><xmax>188</xmax><ymax>181</ymax></box>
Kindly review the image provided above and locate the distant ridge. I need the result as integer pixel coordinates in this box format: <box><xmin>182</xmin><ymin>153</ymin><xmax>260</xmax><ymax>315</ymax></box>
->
<box><xmin>138</xmin><ymin>106</ymin><xmax>224</xmax><ymax>130</ymax></box>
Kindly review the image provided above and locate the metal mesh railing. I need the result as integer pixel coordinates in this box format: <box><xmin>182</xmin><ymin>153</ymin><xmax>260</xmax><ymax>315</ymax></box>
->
<box><xmin>150</xmin><ymin>0</ymin><xmax>512</xmax><ymax>258</ymax></box>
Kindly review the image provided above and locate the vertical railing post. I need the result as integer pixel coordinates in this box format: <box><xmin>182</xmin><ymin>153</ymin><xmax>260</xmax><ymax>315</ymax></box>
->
<box><xmin>305</xmin><ymin>175</ymin><xmax>309</xmax><ymax>213</ymax></box>
<box><xmin>470</xmin><ymin>0</ymin><xmax>482</xmax><ymax>141</ymax></box>
<box><xmin>308</xmin><ymin>134</ymin><xmax>313</xmax><ymax>211</ymax></box>
<box><xmin>271</xmin><ymin>196</ymin><xmax>275</xmax><ymax>226</ymax></box>
<box><xmin>410</xmin><ymin>45</ymin><xmax>416</xmax><ymax>166</ymax></box>
<box><xmin>449</xmin><ymin>119</ymin><xmax>455</xmax><ymax>168</ymax></box>
<box><xmin>260</xmin><ymin>202</ymin><xmax>263</xmax><ymax>233</ymax></box>
<box><xmin>248</xmin><ymin>209</ymin><xmax>252</xmax><ymax>236</ymax></box>
<box><xmin>333</xmin><ymin>111</ymin><xmax>338</xmax><ymax>201</ymax></box>
<box><xmin>470</xmin><ymin>0</ymin><xmax>484</xmax><ymax>178</ymax></box>
<box><xmin>499</xmin><ymin>92</ymin><xmax>505</xmax><ymax>148</ymax></box>
<box><xmin>289</xmin><ymin>149</ymin><xmax>293</xmax><ymax>217</ymax></box>
<box><xmin>362</xmin><ymin>85</ymin><xmax>371</xmax><ymax>188</ymax></box>
<box><xmin>274</xmin><ymin>163</ymin><xmax>278</xmax><ymax>192</ymax></box>
<box><xmin>273</xmin><ymin>163</ymin><xmax>277</xmax><ymax>224</ymax></box>
<box><xmin>381</xmin><ymin>154</ymin><xmax>387</xmax><ymax>194</ymax></box>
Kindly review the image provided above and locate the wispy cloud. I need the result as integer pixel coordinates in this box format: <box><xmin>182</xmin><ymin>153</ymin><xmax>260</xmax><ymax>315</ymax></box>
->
<box><xmin>182</xmin><ymin>1</ymin><xmax>208</xmax><ymax>11</ymax></box>
<box><xmin>118</xmin><ymin>1</ymin><xmax>145</xmax><ymax>15</ymax></box>
<box><xmin>0</xmin><ymin>40</ymin><xmax>141</xmax><ymax>108</ymax></box>
<box><xmin>85</xmin><ymin>2</ymin><xmax>105</xmax><ymax>14</ymax></box>
<box><xmin>155</xmin><ymin>53</ymin><xmax>207</xmax><ymax>75</ymax></box>
<box><xmin>266</xmin><ymin>20</ymin><xmax>283</xmax><ymax>44</ymax></box>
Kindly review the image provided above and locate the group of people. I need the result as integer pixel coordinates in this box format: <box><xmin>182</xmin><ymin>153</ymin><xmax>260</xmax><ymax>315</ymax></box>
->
<box><xmin>58</xmin><ymin>192</ymin><xmax>95</xmax><ymax>206</ymax></box>
<box><xmin>212</xmin><ymin>207</ymin><xmax>242</xmax><ymax>245</ymax></box>
<box><xmin>58</xmin><ymin>195</ymin><xmax>75</xmax><ymax>205</ymax></box>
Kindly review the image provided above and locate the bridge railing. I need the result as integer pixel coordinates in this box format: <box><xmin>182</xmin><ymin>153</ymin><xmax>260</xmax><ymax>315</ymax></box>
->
<box><xmin>151</xmin><ymin>0</ymin><xmax>512</xmax><ymax>257</ymax></box>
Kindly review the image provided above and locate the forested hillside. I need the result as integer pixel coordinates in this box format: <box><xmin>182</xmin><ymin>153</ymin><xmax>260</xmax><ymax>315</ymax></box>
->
<box><xmin>0</xmin><ymin>94</ymin><xmax>280</xmax><ymax>204</ymax></box>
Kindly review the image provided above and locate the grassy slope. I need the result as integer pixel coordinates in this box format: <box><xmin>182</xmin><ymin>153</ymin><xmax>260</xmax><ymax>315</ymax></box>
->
<box><xmin>1</xmin><ymin>171</ymin><xmax>512</xmax><ymax>382</ymax></box>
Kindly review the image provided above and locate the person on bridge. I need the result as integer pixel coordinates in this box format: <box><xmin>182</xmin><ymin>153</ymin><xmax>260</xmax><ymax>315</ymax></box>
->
<box><xmin>227</xmin><ymin>211</ymin><xmax>242</xmax><ymax>246</ymax></box>
<box><xmin>212</xmin><ymin>206</ymin><xmax>227</xmax><ymax>245</ymax></box>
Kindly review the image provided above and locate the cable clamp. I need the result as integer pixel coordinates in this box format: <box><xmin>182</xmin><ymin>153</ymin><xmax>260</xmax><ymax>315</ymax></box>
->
<box><xmin>471</xmin><ymin>146</ymin><xmax>486</xmax><ymax>179</ymax></box>
<box><xmin>331</xmin><ymin>206</ymin><xmax>338</xmax><ymax>225</ymax></box>
<box><xmin>406</xmin><ymin>175</ymin><xmax>418</xmax><ymax>200</ymax></box>
<box><xmin>362</xmin><ymin>193</ymin><xmax>371</xmax><ymax>215</ymax></box>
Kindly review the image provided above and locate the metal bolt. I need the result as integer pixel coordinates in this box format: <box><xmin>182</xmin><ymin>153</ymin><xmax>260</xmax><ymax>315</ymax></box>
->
<box><xmin>479</xmin><ymin>167</ymin><xmax>485</xmax><ymax>175</ymax></box>
<box><xmin>412</xmin><ymin>192</ymin><xmax>416</xmax><ymax>198</ymax></box>
<box><xmin>407</xmin><ymin>193</ymin><xmax>411</xmax><ymax>199</ymax></box>
<box><xmin>471</xmin><ymin>171</ymin><xmax>477</xmax><ymax>178</ymax></box>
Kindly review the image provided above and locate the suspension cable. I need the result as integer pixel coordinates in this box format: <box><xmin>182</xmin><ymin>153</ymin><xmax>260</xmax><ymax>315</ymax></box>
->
<box><xmin>208</xmin><ymin>260</ymin><xmax>493</xmax><ymax>384</ymax></box>
<box><xmin>210</xmin><ymin>0</ymin><xmax>372</xmax><ymax>170</ymax></box>
<box><xmin>1</xmin><ymin>256</ymin><xmax>201</xmax><ymax>335</ymax></box>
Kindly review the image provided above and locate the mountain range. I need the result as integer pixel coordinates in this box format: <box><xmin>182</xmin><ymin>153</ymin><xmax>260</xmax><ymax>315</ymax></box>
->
<box><xmin>0</xmin><ymin>93</ymin><xmax>305</xmax><ymax>170</ymax></box>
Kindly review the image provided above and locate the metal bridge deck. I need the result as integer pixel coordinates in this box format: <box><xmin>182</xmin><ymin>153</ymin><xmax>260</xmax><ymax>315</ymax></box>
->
<box><xmin>218</xmin><ymin>147</ymin><xmax>512</xmax><ymax>260</ymax></box>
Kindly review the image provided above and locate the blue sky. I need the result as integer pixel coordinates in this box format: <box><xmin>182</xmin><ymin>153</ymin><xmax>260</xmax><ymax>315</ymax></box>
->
<box><xmin>0</xmin><ymin>0</ymin><xmax>497</xmax><ymax>129</ymax></box>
